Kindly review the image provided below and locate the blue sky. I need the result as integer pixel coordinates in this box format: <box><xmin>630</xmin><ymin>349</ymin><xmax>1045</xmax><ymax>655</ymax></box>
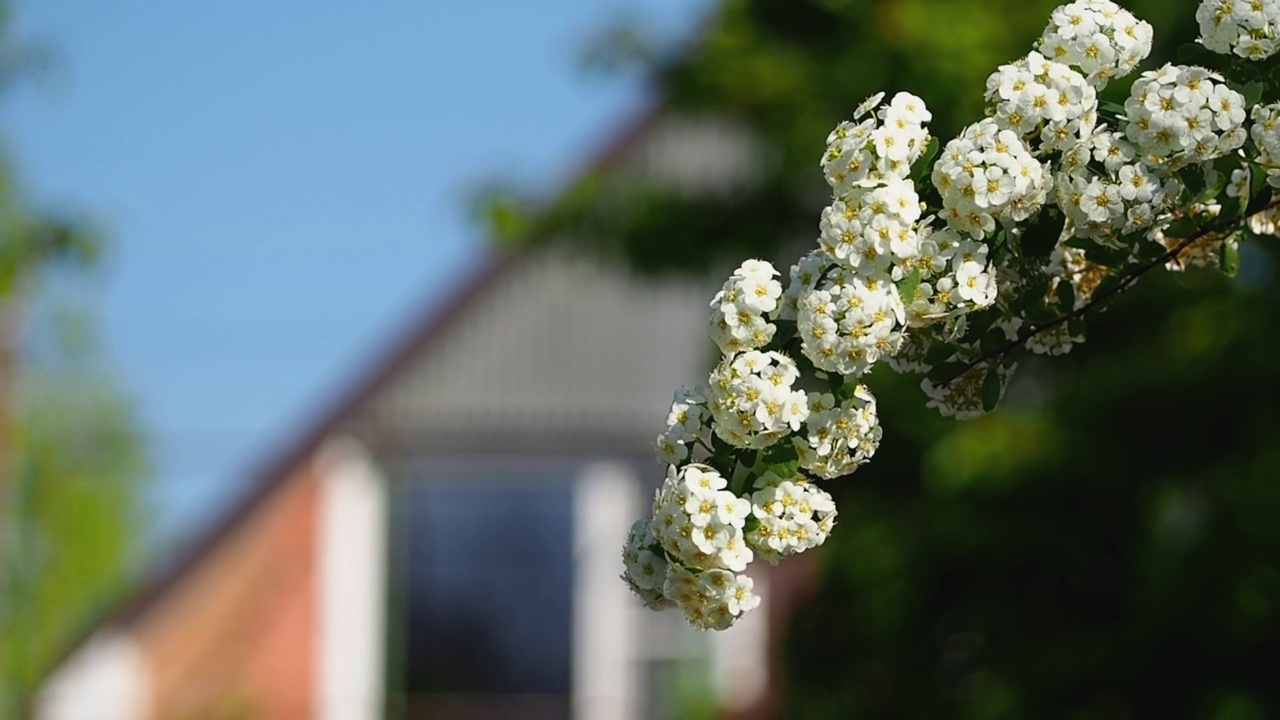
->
<box><xmin>4</xmin><ymin>0</ymin><xmax>706</xmax><ymax>548</ymax></box>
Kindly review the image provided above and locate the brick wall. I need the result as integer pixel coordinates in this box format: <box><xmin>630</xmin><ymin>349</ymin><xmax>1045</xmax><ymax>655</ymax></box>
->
<box><xmin>133</xmin><ymin>467</ymin><xmax>320</xmax><ymax>719</ymax></box>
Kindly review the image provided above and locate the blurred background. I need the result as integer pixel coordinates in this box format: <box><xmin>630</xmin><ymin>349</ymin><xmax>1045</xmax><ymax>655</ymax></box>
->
<box><xmin>4</xmin><ymin>0</ymin><xmax>1280</xmax><ymax>718</ymax></box>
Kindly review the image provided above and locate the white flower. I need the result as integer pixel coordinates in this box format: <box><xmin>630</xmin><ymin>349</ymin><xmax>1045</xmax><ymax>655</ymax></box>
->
<box><xmin>1197</xmin><ymin>0</ymin><xmax>1280</xmax><ymax>60</ymax></box>
<box><xmin>621</xmin><ymin>520</ymin><xmax>673</xmax><ymax>610</ymax></box>
<box><xmin>954</xmin><ymin>260</ymin><xmax>997</xmax><ymax>305</ymax></box>
<box><xmin>778</xmin><ymin>249</ymin><xmax>830</xmax><ymax>320</ymax></box>
<box><xmin>650</xmin><ymin>464</ymin><xmax>754</xmax><ymax>575</ymax></box>
<box><xmin>706</xmin><ymin>351</ymin><xmax>810</xmax><ymax>449</ymax></box>
<box><xmin>1123</xmin><ymin>64</ymin><xmax>1245</xmax><ymax>167</ymax></box>
<box><xmin>933</xmin><ymin>119</ymin><xmax>1048</xmax><ymax>239</ymax></box>
<box><xmin>818</xmin><ymin>180</ymin><xmax>926</xmax><ymax>275</ymax></box>
<box><xmin>655</xmin><ymin>387</ymin><xmax>712</xmax><ymax>466</ymax></box>
<box><xmin>1152</xmin><ymin>203</ymin><xmax>1239</xmax><ymax>272</ymax></box>
<box><xmin>796</xmin><ymin>271</ymin><xmax>907</xmax><ymax>377</ymax></box>
<box><xmin>1227</xmin><ymin>167</ymin><xmax>1250</xmax><ymax>198</ymax></box>
<box><xmin>745</xmin><ymin>472</ymin><xmax>839</xmax><ymax>564</ymax></box>
<box><xmin>921</xmin><ymin>360</ymin><xmax>1018</xmax><ymax>420</ymax></box>
<box><xmin>1055</xmin><ymin>127</ymin><xmax>1174</xmax><ymax>240</ymax></box>
<box><xmin>1251</xmin><ymin>103</ymin><xmax>1280</xmax><ymax>188</ymax></box>
<box><xmin>793</xmin><ymin>388</ymin><xmax>882</xmax><ymax>479</ymax></box>
<box><xmin>984</xmin><ymin>51</ymin><xmax>1098</xmax><ymax>153</ymax></box>
<box><xmin>663</xmin><ymin>565</ymin><xmax>760</xmax><ymax>631</ymax></box>
<box><xmin>1037</xmin><ymin>0</ymin><xmax>1153</xmax><ymax>88</ymax></box>
<box><xmin>823</xmin><ymin>91</ymin><xmax>933</xmax><ymax>197</ymax></box>
<box><xmin>708</xmin><ymin>259</ymin><xmax>783</xmax><ymax>355</ymax></box>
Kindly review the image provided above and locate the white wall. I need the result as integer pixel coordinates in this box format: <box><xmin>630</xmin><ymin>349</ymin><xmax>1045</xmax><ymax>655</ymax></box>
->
<box><xmin>313</xmin><ymin>437</ymin><xmax>388</xmax><ymax>720</ymax></box>
<box><xmin>573</xmin><ymin>462</ymin><xmax>640</xmax><ymax>720</ymax></box>
<box><xmin>35</xmin><ymin>630</ymin><xmax>150</xmax><ymax>720</ymax></box>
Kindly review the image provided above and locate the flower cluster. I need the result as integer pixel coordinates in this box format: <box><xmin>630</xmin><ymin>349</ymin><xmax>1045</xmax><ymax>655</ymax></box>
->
<box><xmin>620</xmin><ymin>465</ymin><xmax>765</xmax><ymax>631</ymax></box>
<box><xmin>794</xmin><ymin>389</ymin><xmax>882</xmax><ymax>480</ymax></box>
<box><xmin>817</xmin><ymin>92</ymin><xmax>933</xmax><ymax>286</ymax></box>
<box><xmin>708</xmin><ymin>260</ymin><xmax>783</xmax><ymax>355</ymax></box>
<box><xmin>1156</xmin><ymin>202</ymin><xmax>1238</xmax><ymax>272</ymax></box>
<box><xmin>985</xmin><ymin>51</ymin><xmax>1098</xmax><ymax>153</ymax></box>
<box><xmin>933</xmin><ymin>118</ymin><xmax>1049</xmax><ymax>239</ymax></box>
<box><xmin>621</xmin><ymin>520</ymin><xmax>672</xmax><ymax>610</ymax></box>
<box><xmin>1037</xmin><ymin>0</ymin><xmax>1153</xmax><ymax>88</ymax></box>
<box><xmin>994</xmin><ymin>246</ymin><xmax>1107</xmax><ymax>356</ymax></box>
<box><xmin>663</xmin><ymin>565</ymin><xmax>761</xmax><ymax>632</ymax></box>
<box><xmin>822</xmin><ymin>91</ymin><xmax>933</xmax><ymax>197</ymax></box>
<box><xmin>655</xmin><ymin>387</ymin><xmax>712</xmax><ymax>466</ymax></box>
<box><xmin>1250</xmin><ymin>102</ymin><xmax>1280</xmax><ymax>188</ymax></box>
<box><xmin>796</xmin><ymin>266</ymin><xmax>907</xmax><ymax>376</ymax></box>
<box><xmin>745</xmin><ymin>472</ymin><xmax>838</xmax><ymax>564</ymax></box>
<box><xmin>859</xmin><ymin>230</ymin><xmax>988</xmax><ymax>333</ymax></box>
<box><xmin>1196</xmin><ymin>0</ymin><xmax>1280</xmax><ymax>60</ymax></box>
<box><xmin>707</xmin><ymin>349</ymin><xmax>809</xmax><ymax>449</ymax></box>
<box><xmin>1049</xmin><ymin>245</ymin><xmax>1109</xmax><ymax>309</ymax></box>
<box><xmin>818</xmin><ymin>178</ymin><xmax>924</xmax><ymax>271</ymax></box>
<box><xmin>1123</xmin><ymin>64</ymin><xmax>1246</xmax><ymax>168</ymax></box>
<box><xmin>921</xmin><ymin>359</ymin><xmax>1018</xmax><ymax>420</ymax></box>
<box><xmin>650</xmin><ymin>464</ymin><xmax>752</xmax><ymax>572</ymax></box>
<box><xmin>623</xmin><ymin>0</ymin><xmax>1278</xmax><ymax>633</ymax></box>
<box><xmin>1055</xmin><ymin>128</ymin><xmax>1177</xmax><ymax>239</ymax></box>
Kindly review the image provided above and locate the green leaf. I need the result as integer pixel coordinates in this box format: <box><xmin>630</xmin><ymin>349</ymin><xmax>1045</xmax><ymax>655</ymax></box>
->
<box><xmin>1019</xmin><ymin>209</ymin><xmax>1065</xmax><ymax>259</ymax></box>
<box><xmin>980</xmin><ymin>367</ymin><xmax>1003</xmax><ymax>413</ymax></box>
<box><xmin>962</xmin><ymin>303</ymin><xmax>1003</xmax><ymax>335</ymax></box>
<box><xmin>1265</xmin><ymin>64</ymin><xmax>1280</xmax><ymax>101</ymax></box>
<box><xmin>825</xmin><ymin>368</ymin><xmax>845</xmax><ymax>395</ymax></box>
<box><xmin>927</xmin><ymin>361</ymin><xmax>970</xmax><ymax>385</ymax></box>
<box><xmin>924</xmin><ymin>342</ymin><xmax>960</xmax><ymax>366</ymax></box>
<box><xmin>835</xmin><ymin>377</ymin><xmax>864</xmax><ymax>403</ymax></box>
<box><xmin>1089</xmin><ymin>274</ymin><xmax>1126</xmax><ymax>307</ymax></box>
<box><xmin>1134</xmin><ymin>236</ymin><xmax>1168</xmax><ymax>262</ymax></box>
<box><xmin>1246</xmin><ymin>164</ymin><xmax>1273</xmax><ymax>215</ymax></box>
<box><xmin>1216</xmin><ymin>193</ymin><xmax>1244</xmax><ymax>229</ymax></box>
<box><xmin>1176</xmin><ymin>42</ymin><xmax>1208</xmax><ymax>63</ymax></box>
<box><xmin>1162</xmin><ymin>216</ymin><xmax>1199</xmax><ymax>239</ymax></box>
<box><xmin>758</xmin><ymin>441</ymin><xmax>800</xmax><ymax>479</ymax></box>
<box><xmin>759</xmin><ymin>440</ymin><xmax>798</xmax><ymax>465</ymax></box>
<box><xmin>1228</xmin><ymin>60</ymin><xmax>1263</xmax><ymax>85</ymax></box>
<box><xmin>1083</xmin><ymin>243</ymin><xmax>1131</xmax><ymax>269</ymax></box>
<box><xmin>1233</xmin><ymin>80</ymin><xmax>1265</xmax><ymax>108</ymax></box>
<box><xmin>1063</xmin><ymin>235</ymin><xmax>1094</xmax><ymax>251</ymax></box>
<box><xmin>1099</xmin><ymin>100</ymin><xmax>1127</xmax><ymax>120</ymax></box>
<box><xmin>766</xmin><ymin>318</ymin><xmax>799</xmax><ymax>354</ymax></box>
<box><xmin>979</xmin><ymin>327</ymin><xmax>1009</xmax><ymax>356</ymax></box>
<box><xmin>909</xmin><ymin>136</ymin><xmax>940</xmax><ymax>183</ymax></box>
<box><xmin>895</xmin><ymin>268</ymin><xmax>922</xmax><ymax>305</ymax></box>
<box><xmin>1221</xmin><ymin>236</ymin><xmax>1241</xmax><ymax>277</ymax></box>
<box><xmin>1055</xmin><ymin>278</ymin><xmax>1076</xmax><ymax>313</ymax></box>
<box><xmin>1068</xmin><ymin>318</ymin><xmax>1087</xmax><ymax>343</ymax></box>
<box><xmin>1022</xmin><ymin>301</ymin><xmax>1057</xmax><ymax>324</ymax></box>
<box><xmin>1178</xmin><ymin>165</ymin><xmax>1211</xmax><ymax>204</ymax></box>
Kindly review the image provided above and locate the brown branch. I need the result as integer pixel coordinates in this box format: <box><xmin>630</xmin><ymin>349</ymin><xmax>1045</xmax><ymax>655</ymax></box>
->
<box><xmin>941</xmin><ymin>198</ymin><xmax>1280</xmax><ymax>386</ymax></box>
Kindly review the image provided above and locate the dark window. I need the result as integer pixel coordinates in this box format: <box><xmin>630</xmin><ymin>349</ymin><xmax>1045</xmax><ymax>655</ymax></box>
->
<box><xmin>400</xmin><ymin>478</ymin><xmax>574</xmax><ymax>700</ymax></box>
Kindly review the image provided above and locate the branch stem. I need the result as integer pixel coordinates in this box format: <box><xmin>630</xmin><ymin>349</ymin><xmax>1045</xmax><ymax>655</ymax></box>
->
<box><xmin>942</xmin><ymin>198</ymin><xmax>1280</xmax><ymax>385</ymax></box>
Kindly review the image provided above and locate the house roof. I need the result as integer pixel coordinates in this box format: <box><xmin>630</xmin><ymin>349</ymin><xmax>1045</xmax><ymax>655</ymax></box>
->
<box><xmin>44</xmin><ymin>102</ymin><xmax>668</xmax><ymax>673</ymax></box>
<box><xmin>47</xmin><ymin>89</ymin><xmax>766</xmax><ymax>678</ymax></box>
<box><xmin>109</xmin><ymin>252</ymin><xmax>520</xmax><ymax>629</ymax></box>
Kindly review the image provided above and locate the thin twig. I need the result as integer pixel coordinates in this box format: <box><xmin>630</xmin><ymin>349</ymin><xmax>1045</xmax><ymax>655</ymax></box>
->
<box><xmin>941</xmin><ymin>197</ymin><xmax>1280</xmax><ymax>386</ymax></box>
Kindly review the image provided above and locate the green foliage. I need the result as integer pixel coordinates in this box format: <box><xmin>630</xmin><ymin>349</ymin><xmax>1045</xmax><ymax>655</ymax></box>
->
<box><xmin>0</xmin><ymin>4</ymin><xmax>146</xmax><ymax>714</ymax></box>
<box><xmin>2</xmin><ymin>330</ymin><xmax>146</xmax><ymax>700</ymax></box>
<box><xmin>785</xmin><ymin>262</ymin><xmax>1280</xmax><ymax>717</ymax></box>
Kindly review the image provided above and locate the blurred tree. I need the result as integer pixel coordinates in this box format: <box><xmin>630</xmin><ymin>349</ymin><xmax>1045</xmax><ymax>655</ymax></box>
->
<box><xmin>495</xmin><ymin>0</ymin><xmax>1280</xmax><ymax>716</ymax></box>
<box><xmin>0</xmin><ymin>3</ymin><xmax>147</xmax><ymax>715</ymax></box>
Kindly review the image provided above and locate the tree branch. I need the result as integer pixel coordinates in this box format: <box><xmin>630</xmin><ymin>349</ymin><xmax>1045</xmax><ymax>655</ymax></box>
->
<box><xmin>941</xmin><ymin>197</ymin><xmax>1280</xmax><ymax>386</ymax></box>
